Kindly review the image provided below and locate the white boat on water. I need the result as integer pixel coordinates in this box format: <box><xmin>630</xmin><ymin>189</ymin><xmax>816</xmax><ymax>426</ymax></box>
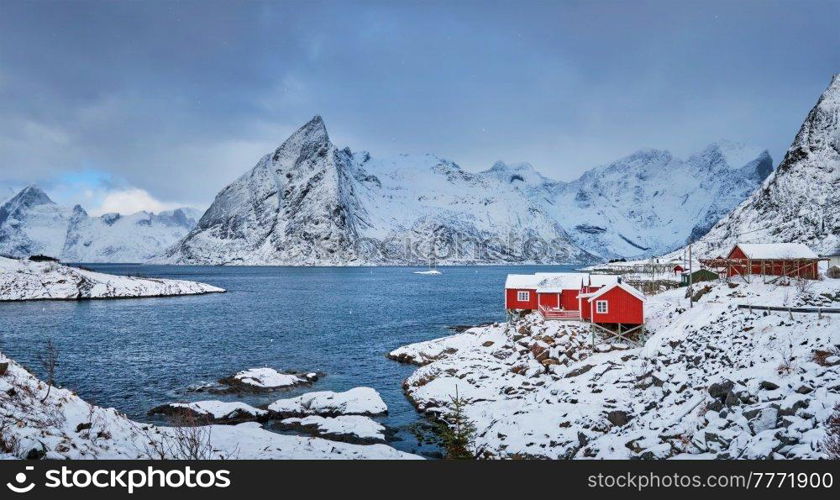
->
<box><xmin>413</xmin><ymin>269</ymin><xmax>442</xmax><ymax>275</ymax></box>
<box><xmin>413</xmin><ymin>259</ymin><xmax>442</xmax><ymax>275</ymax></box>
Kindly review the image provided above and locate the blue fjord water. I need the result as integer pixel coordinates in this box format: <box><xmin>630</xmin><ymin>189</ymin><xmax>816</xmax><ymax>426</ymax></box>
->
<box><xmin>0</xmin><ymin>264</ymin><xmax>577</xmax><ymax>454</ymax></box>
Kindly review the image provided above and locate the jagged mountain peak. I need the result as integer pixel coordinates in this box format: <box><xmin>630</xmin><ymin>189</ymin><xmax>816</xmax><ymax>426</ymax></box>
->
<box><xmin>481</xmin><ymin>161</ymin><xmax>555</xmax><ymax>187</ymax></box>
<box><xmin>275</xmin><ymin>115</ymin><xmax>330</xmax><ymax>152</ymax></box>
<box><xmin>71</xmin><ymin>204</ymin><xmax>88</xmax><ymax>218</ymax></box>
<box><xmin>827</xmin><ymin>73</ymin><xmax>840</xmax><ymax>95</ymax></box>
<box><xmin>587</xmin><ymin>149</ymin><xmax>673</xmax><ymax>178</ymax></box>
<box><xmin>8</xmin><ymin>185</ymin><xmax>54</xmax><ymax>208</ymax></box>
<box><xmin>698</xmin><ymin>140</ymin><xmax>771</xmax><ymax>172</ymax></box>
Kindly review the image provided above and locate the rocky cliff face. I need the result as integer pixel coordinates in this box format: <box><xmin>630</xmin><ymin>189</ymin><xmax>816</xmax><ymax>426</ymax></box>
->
<box><xmin>163</xmin><ymin>116</ymin><xmax>770</xmax><ymax>265</ymax></box>
<box><xmin>684</xmin><ymin>74</ymin><xmax>840</xmax><ymax>258</ymax></box>
<box><xmin>168</xmin><ymin>117</ymin><xmax>367</xmax><ymax>264</ymax></box>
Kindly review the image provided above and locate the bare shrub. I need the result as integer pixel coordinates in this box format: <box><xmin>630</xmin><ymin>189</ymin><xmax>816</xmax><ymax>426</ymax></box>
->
<box><xmin>794</xmin><ymin>277</ymin><xmax>814</xmax><ymax>295</ymax></box>
<box><xmin>775</xmin><ymin>333</ymin><xmax>796</xmax><ymax>375</ymax></box>
<box><xmin>136</xmin><ymin>411</ymin><xmax>219</xmax><ymax>460</ymax></box>
<box><xmin>38</xmin><ymin>339</ymin><xmax>59</xmax><ymax>403</ymax></box>
<box><xmin>823</xmin><ymin>404</ymin><xmax>840</xmax><ymax>459</ymax></box>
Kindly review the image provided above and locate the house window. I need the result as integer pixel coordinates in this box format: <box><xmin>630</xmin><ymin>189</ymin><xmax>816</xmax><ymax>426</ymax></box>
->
<box><xmin>595</xmin><ymin>300</ymin><xmax>608</xmax><ymax>314</ymax></box>
<box><xmin>517</xmin><ymin>291</ymin><xmax>530</xmax><ymax>302</ymax></box>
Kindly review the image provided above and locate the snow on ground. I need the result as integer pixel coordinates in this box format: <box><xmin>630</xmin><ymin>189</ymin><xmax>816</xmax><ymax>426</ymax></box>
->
<box><xmin>0</xmin><ymin>257</ymin><xmax>224</xmax><ymax>301</ymax></box>
<box><xmin>392</xmin><ymin>277</ymin><xmax>840</xmax><ymax>459</ymax></box>
<box><xmin>267</xmin><ymin>387</ymin><xmax>388</xmax><ymax>417</ymax></box>
<box><xmin>278</xmin><ymin>415</ymin><xmax>387</xmax><ymax>444</ymax></box>
<box><xmin>0</xmin><ymin>352</ymin><xmax>418</xmax><ymax>459</ymax></box>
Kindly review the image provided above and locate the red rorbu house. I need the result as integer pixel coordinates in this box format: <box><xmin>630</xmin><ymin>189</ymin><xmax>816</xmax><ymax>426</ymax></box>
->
<box><xmin>701</xmin><ymin>243</ymin><xmax>821</xmax><ymax>280</ymax></box>
<box><xmin>505</xmin><ymin>272</ymin><xmax>644</xmax><ymax>326</ymax></box>
<box><xmin>578</xmin><ymin>282</ymin><xmax>646</xmax><ymax>326</ymax></box>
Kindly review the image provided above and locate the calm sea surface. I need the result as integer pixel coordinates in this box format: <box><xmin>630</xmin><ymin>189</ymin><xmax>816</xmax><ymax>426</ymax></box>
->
<box><xmin>0</xmin><ymin>264</ymin><xmax>577</xmax><ymax>455</ymax></box>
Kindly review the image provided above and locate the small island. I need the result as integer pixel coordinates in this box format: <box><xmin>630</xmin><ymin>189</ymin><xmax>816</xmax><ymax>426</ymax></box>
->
<box><xmin>0</xmin><ymin>256</ymin><xmax>225</xmax><ymax>301</ymax></box>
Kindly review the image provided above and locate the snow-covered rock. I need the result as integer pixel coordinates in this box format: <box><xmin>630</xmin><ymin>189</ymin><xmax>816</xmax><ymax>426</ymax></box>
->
<box><xmin>161</xmin><ymin>116</ymin><xmax>769</xmax><ymax>265</ymax></box>
<box><xmin>0</xmin><ymin>256</ymin><xmax>224</xmax><ymax>301</ymax></box>
<box><xmin>677</xmin><ymin>73</ymin><xmax>840</xmax><ymax>258</ymax></box>
<box><xmin>267</xmin><ymin>387</ymin><xmax>388</xmax><ymax>417</ymax></box>
<box><xmin>0</xmin><ymin>185</ymin><xmax>200</xmax><ymax>262</ymax></box>
<box><xmin>149</xmin><ymin>401</ymin><xmax>267</xmax><ymax>424</ymax></box>
<box><xmin>217</xmin><ymin>367</ymin><xmax>318</xmax><ymax>392</ymax></box>
<box><xmin>0</xmin><ymin>351</ymin><xmax>419</xmax><ymax>459</ymax></box>
<box><xmin>393</xmin><ymin>278</ymin><xmax>840</xmax><ymax>459</ymax></box>
<box><xmin>278</xmin><ymin>415</ymin><xmax>388</xmax><ymax>444</ymax></box>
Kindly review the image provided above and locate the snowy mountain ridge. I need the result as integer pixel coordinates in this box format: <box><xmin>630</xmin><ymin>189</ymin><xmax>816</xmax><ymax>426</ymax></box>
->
<box><xmin>163</xmin><ymin>116</ymin><xmax>771</xmax><ymax>265</ymax></box>
<box><xmin>0</xmin><ymin>185</ymin><xmax>201</xmax><ymax>262</ymax></box>
<box><xmin>673</xmin><ymin>74</ymin><xmax>840</xmax><ymax>259</ymax></box>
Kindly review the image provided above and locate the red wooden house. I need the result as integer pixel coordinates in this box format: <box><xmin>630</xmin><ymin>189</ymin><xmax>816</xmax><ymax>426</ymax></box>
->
<box><xmin>702</xmin><ymin>243</ymin><xmax>821</xmax><ymax>280</ymax></box>
<box><xmin>579</xmin><ymin>282</ymin><xmax>645</xmax><ymax>325</ymax></box>
<box><xmin>504</xmin><ymin>273</ymin><xmax>589</xmax><ymax>316</ymax></box>
<box><xmin>505</xmin><ymin>272</ymin><xmax>643</xmax><ymax>325</ymax></box>
<box><xmin>504</xmin><ymin>274</ymin><xmax>540</xmax><ymax>310</ymax></box>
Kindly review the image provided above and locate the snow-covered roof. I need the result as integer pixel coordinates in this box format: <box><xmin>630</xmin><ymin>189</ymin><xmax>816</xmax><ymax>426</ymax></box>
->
<box><xmin>588</xmin><ymin>274</ymin><xmax>620</xmax><ymax>287</ymax></box>
<box><xmin>534</xmin><ymin>273</ymin><xmax>588</xmax><ymax>292</ymax></box>
<box><xmin>733</xmin><ymin>243</ymin><xmax>818</xmax><ymax>260</ymax></box>
<box><xmin>582</xmin><ymin>282</ymin><xmax>646</xmax><ymax>302</ymax></box>
<box><xmin>504</xmin><ymin>274</ymin><xmax>541</xmax><ymax>289</ymax></box>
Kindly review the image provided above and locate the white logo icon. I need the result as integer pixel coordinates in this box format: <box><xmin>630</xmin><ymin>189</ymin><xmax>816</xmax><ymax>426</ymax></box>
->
<box><xmin>6</xmin><ymin>466</ymin><xmax>35</xmax><ymax>494</ymax></box>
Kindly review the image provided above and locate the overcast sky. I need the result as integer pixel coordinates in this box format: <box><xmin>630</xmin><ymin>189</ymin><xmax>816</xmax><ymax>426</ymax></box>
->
<box><xmin>0</xmin><ymin>0</ymin><xmax>837</xmax><ymax>213</ymax></box>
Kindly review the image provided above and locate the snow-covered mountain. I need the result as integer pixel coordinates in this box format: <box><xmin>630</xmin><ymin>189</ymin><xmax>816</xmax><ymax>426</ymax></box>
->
<box><xmin>163</xmin><ymin>116</ymin><xmax>770</xmax><ymax>265</ymax></box>
<box><xmin>551</xmin><ymin>142</ymin><xmax>772</xmax><ymax>257</ymax></box>
<box><xmin>0</xmin><ymin>186</ymin><xmax>74</xmax><ymax>258</ymax></box>
<box><xmin>0</xmin><ymin>186</ymin><xmax>201</xmax><ymax>262</ymax></box>
<box><xmin>680</xmin><ymin>74</ymin><xmax>840</xmax><ymax>259</ymax></box>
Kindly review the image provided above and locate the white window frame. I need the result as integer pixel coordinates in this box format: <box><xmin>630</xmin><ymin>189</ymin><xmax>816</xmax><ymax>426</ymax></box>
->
<box><xmin>595</xmin><ymin>300</ymin><xmax>608</xmax><ymax>314</ymax></box>
<box><xmin>517</xmin><ymin>291</ymin><xmax>530</xmax><ymax>302</ymax></box>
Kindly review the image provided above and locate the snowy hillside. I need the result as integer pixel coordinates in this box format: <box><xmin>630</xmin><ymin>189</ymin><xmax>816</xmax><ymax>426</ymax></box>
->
<box><xmin>0</xmin><ymin>186</ymin><xmax>200</xmax><ymax>262</ymax></box>
<box><xmin>553</xmin><ymin>142</ymin><xmax>773</xmax><ymax>257</ymax></box>
<box><xmin>0</xmin><ymin>256</ymin><xmax>224</xmax><ymax>300</ymax></box>
<box><xmin>63</xmin><ymin>206</ymin><xmax>202</xmax><ymax>263</ymax></box>
<box><xmin>392</xmin><ymin>277</ymin><xmax>840</xmax><ymax>459</ymax></box>
<box><xmin>680</xmin><ymin>74</ymin><xmax>840</xmax><ymax>259</ymax></box>
<box><xmin>163</xmin><ymin>116</ymin><xmax>769</xmax><ymax>265</ymax></box>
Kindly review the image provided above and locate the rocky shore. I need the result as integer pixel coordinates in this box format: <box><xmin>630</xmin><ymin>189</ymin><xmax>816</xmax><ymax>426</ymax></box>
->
<box><xmin>391</xmin><ymin>279</ymin><xmax>840</xmax><ymax>459</ymax></box>
<box><xmin>0</xmin><ymin>353</ymin><xmax>418</xmax><ymax>459</ymax></box>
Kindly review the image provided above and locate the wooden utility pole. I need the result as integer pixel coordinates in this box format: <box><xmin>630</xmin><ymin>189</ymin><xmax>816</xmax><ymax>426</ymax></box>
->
<box><xmin>688</xmin><ymin>244</ymin><xmax>693</xmax><ymax>308</ymax></box>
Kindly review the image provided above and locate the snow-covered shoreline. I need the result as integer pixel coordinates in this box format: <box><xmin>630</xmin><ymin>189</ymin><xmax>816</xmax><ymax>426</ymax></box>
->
<box><xmin>0</xmin><ymin>352</ymin><xmax>419</xmax><ymax>460</ymax></box>
<box><xmin>0</xmin><ymin>257</ymin><xmax>224</xmax><ymax>301</ymax></box>
<box><xmin>391</xmin><ymin>278</ymin><xmax>840</xmax><ymax>459</ymax></box>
